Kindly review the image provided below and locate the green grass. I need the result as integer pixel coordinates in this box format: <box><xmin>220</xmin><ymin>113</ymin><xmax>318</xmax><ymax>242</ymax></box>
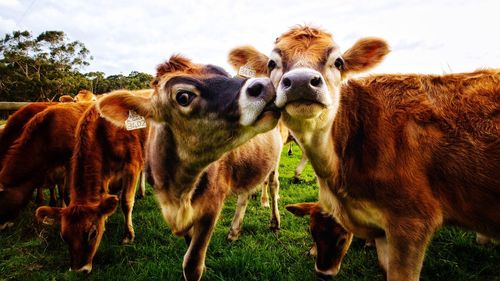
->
<box><xmin>0</xmin><ymin>146</ymin><xmax>499</xmax><ymax>281</ymax></box>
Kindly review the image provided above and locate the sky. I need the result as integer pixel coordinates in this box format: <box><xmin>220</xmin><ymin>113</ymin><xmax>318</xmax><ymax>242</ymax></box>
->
<box><xmin>1</xmin><ymin>0</ymin><xmax>499</xmax><ymax>77</ymax></box>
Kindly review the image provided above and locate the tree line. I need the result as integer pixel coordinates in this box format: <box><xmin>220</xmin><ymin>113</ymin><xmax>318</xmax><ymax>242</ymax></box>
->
<box><xmin>0</xmin><ymin>30</ymin><xmax>153</xmax><ymax>102</ymax></box>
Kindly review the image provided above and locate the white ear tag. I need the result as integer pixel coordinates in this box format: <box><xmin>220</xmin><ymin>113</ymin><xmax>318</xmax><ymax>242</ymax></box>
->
<box><xmin>238</xmin><ymin>65</ymin><xmax>256</xmax><ymax>78</ymax></box>
<box><xmin>125</xmin><ymin>110</ymin><xmax>147</xmax><ymax>130</ymax></box>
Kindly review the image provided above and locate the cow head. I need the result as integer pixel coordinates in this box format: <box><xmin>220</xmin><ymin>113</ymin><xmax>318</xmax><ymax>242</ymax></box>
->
<box><xmin>228</xmin><ymin>25</ymin><xmax>389</xmax><ymax>134</ymax></box>
<box><xmin>36</xmin><ymin>195</ymin><xmax>119</xmax><ymax>273</ymax></box>
<box><xmin>74</xmin><ymin>89</ymin><xmax>97</xmax><ymax>102</ymax></box>
<box><xmin>96</xmin><ymin>55</ymin><xmax>279</xmax><ymax>166</ymax></box>
<box><xmin>286</xmin><ymin>202</ymin><xmax>353</xmax><ymax>276</ymax></box>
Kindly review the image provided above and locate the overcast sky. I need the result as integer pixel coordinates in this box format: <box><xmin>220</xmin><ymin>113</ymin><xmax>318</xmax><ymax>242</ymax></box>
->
<box><xmin>1</xmin><ymin>0</ymin><xmax>499</xmax><ymax>77</ymax></box>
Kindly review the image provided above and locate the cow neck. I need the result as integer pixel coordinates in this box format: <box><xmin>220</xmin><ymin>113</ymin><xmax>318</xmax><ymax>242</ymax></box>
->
<box><xmin>148</xmin><ymin>124</ymin><xmax>218</xmax><ymax>200</ymax></box>
<box><xmin>70</xmin><ymin>107</ymin><xmax>104</xmax><ymax>205</ymax></box>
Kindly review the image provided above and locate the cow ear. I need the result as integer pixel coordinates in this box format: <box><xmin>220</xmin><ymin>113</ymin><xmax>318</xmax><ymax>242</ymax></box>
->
<box><xmin>96</xmin><ymin>90</ymin><xmax>153</xmax><ymax>128</ymax></box>
<box><xmin>342</xmin><ymin>37</ymin><xmax>389</xmax><ymax>76</ymax></box>
<box><xmin>36</xmin><ymin>206</ymin><xmax>62</xmax><ymax>225</ymax></box>
<box><xmin>285</xmin><ymin>202</ymin><xmax>318</xmax><ymax>217</ymax></box>
<box><xmin>228</xmin><ymin>45</ymin><xmax>269</xmax><ymax>77</ymax></box>
<box><xmin>99</xmin><ymin>195</ymin><xmax>119</xmax><ymax>216</ymax></box>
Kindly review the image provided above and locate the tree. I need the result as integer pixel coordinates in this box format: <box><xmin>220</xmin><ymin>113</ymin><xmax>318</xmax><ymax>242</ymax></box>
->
<box><xmin>0</xmin><ymin>30</ymin><xmax>92</xmax><ymax>101</ymax></box>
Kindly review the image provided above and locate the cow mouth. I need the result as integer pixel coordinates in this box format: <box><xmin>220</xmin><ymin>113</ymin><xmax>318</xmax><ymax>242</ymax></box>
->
<box><xmin>257</xmin><ymin>98</ymin><xmax>281</xmax><ymax>119</ymax></box>
<box><xmin>287</xmin><ymin>98</ymin><xmax>326</xmax><ymax>107</ymax></box>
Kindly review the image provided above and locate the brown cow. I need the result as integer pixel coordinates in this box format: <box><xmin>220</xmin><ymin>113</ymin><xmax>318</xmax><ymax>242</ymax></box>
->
<box><xmin>0</xmin><ymin>102</ymin><xmax>91</xmax><ymax>229</ymax></box>
<box><xmin>0</xmin><ymin>102</ymin><xmax>58</xmax><ymax>206</ymax></box>
<box><xmin>95</xmin><ymin>55</ymin><xmax>281</xmax><ymax>281</ymax></box>
<box><xmin>286</xmin><ymin>202</ymin><xmax>352</xmax><ymax>276</ymax></box>
<box><xmin>229</xmin><ymin>25</ymin><xmax>500</xmax><ymax>280</ymax></box>
<box><xmin>36</xmin><ymin>90</ymin><xmax>152</xmax><ymax>273</ymax></box>
<box><xmin>59</xmin><ymin>95</ymin><xmax>75</xmax><ymax>103</ymax></box>
<box><xmin>74</xmin><ymin>89</ymin><xmax>97</xmax><ymax>102</ymax></box>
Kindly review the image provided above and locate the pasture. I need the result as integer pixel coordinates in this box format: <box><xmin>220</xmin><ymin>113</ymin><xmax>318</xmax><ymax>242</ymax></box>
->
<box><xmin>0</xmin><ymin>145</ymin><xmax>499</xmax><ymax>281</ymax></box>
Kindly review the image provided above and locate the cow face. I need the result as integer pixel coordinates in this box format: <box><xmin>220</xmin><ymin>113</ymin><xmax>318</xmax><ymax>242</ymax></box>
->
<box><xmin>36</xmin><ymin>195</ymin><xmax>119</xmax><ymax>273</ymax></box>
<box><xmin>286</xmin><ymin>202</ymin><xmax>353</xmax><ymax>276</ymax></box>
<box><xmin>96</xmin><ymin>55</ymin><xmax>279</xmax><ymax>164</ymax></box>
<box><xmin>228</xmin><ymin>26</ymin><xmax>389</xmax><ymax>133</ymax></box>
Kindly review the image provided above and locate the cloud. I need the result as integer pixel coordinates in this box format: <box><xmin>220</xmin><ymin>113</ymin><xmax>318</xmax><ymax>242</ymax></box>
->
<box><xmin>0</xmin><ymin>0</ymin><xmax>498</xmax><ymax>75</ymax></box>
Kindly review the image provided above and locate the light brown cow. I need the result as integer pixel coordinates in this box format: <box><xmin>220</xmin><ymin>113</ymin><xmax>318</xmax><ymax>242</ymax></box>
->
<box><xmin>96</xmin><ymin>55</ymin><xmax>281</xmax><ymax>281</ymax></box>
<box><xmin>59</xmin><ymin>95</ymin><xmax>75</xmax><ymax>103</ymax></box>
<box><xmin>36</xmin><ymin>90</ymin><xmax>152</xmax><ymax>273</ymax></box>
<box><xmin>229</xmin><ymin>25</ymin><xmax>500</xmax><ymax>280</ymax></box>
<box><xmin>74</xmin><ymin>89</ymin><xmax>97</xmax><ymax>102</ymax></box>
<box><xmin>0</xmin><ymin>102</ymin><xmax>91</xmax><ymax>229</ymax></box>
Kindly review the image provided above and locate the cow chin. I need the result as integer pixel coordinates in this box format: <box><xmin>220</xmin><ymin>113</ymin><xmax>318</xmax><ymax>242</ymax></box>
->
<box><xmin>253</xmin><ymin>110</ymin><xmax>280</xmax><ymax>133</ymax></box>
<box><xmin>284</xmin><ymin>102</ymin><xmax>325</xmax><ymax>119</ymax></box>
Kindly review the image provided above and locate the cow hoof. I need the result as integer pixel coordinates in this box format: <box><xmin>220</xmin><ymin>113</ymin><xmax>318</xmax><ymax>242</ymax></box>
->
<box><xmin>227</xmin><ymin>231</ymin><xmax>240</xmax><ymax>242</ymax></box>
<box><xmin>269</xmin><ymin>224</ymin><xmax>280</xmax><ymax>232</ymax></box>
<box><xmin>292</xmin><ymin>177</ymin><xmax>301</xmax><ymax>184</ymax></box>
<box><xmin>261</xmin><ymin>200</ymin><xmax>270</xmax><ymax>208</ymax></box>
<box><xmin>122</xmin><ymin>236</ymin><xmax>135</xmax><ymax>244</ymax></box>
<box><xmin>0</xmin><ymin>221</ymin><xmax>14</xmax><ymax>230</ymax></box>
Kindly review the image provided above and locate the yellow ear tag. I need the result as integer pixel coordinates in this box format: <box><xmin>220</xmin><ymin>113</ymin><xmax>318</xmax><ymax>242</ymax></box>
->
<box><xmin>125</xmin><ymin>110</ymin><xmax>147</xmax><ymax>130</ymax></box>
<box><xmin>238</xmin><ymin>65</ymin><xmax>256</xmax><ymax>78</ymax></box>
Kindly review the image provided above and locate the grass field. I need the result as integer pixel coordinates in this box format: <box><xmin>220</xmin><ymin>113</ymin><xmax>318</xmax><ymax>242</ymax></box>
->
<box><xmin>0</xmin><ymin>145</ymin><xmax>499</xmax><ymax>281</ymax></box>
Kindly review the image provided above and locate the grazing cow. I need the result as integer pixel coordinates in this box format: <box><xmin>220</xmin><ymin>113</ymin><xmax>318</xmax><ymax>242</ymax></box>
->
<box><xmin>36</xmin><ymin>90</ymin><xmax>152</xmax><ymax>273</ymax></box>
<box><xmin>0</xmin><ymin>102</ymin><xmax>58</xmax><ymax>206</ymax></box>
<box><xmin>74</xmin><ymin>89</ymin><xmax>97</xmax><ymax>102</ymax></box>
<box><xmin>286</xmin><ymin>202</ymin><xmax>352</xmax><ymax>276</ymax></box>
<box><xmin>96</xmin><ymin>55</ymin><xmax>281</xmax><ymax>281</ymax></box>
<box><xmin>0</xmin><ymin>102</ymin><xmax>91</xmax><ymax>229</ymax></box>
<box><xmin>59</xmin><ymin>95</ymin><xmax>75</xmax><ymax>103</ymax></box>
<box><xmin>229</xmin><ymin>25</ymin><xmax>500</xmax><ymax>280</ymax></box>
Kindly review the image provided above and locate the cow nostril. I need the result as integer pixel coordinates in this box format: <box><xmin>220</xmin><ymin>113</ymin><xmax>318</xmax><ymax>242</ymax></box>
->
<box><xmin>310</xmin><ymin>76</ymin><xmax>322</xmax><ymax>87</ymax></box>
<box><xmin>247</xmin><ymin>82</ymin><xmax>264</xmax><ymax>98</ymax></box>
<box><xmin>282</xmin><ymin>77</ymin><xmax>291</xmax><ymax>88</ymax></box>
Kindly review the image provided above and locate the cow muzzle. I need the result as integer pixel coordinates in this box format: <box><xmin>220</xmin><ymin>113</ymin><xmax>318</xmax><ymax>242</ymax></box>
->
<box><xmin>275</xmin><ymin>68</ymin><xmax>331</xmax><ymax>109</ymax></box>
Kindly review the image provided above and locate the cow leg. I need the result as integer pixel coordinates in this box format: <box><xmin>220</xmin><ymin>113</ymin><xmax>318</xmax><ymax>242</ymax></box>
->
<box><xmin>293</xmin><ymin>153</ymin><xmax>308</xmax><ymax>183</ymax></box>
<box><xmin>183</xmin><ymin>211</ymin><xmax>220</xmax><ymax>281</ymax></box>
<box><xmin>120</xmin><ymin>172</ymin><xmax>139</xmax><ymax>244</ymax></box>
<box><xmin>375</xmin><ymin>236</ymin><xmax>389</xmax><ymax>273</ymax></box>
<box><xmin>260</xmin><ymin>182</ymin><xmax>270</xmax><ymax>208</ymax></box>
<box><xmin>0</xmin><ymin>184</ymin><xmax>33</xmax><ymax>227</ymax></box>
<box><xmin>287</xmin><ymin>143</ymin><xmax>293</xmax><ymax>156</ymax></box>
<box><xmin>384</xmin><ymin>222</ymin><xmax>435</xmax><ymax>281</ymax></box>
<box><xmin>227</xmin><ymin>193</ymin><xmax>250</xmax><ymax>241</ymax></box>
<box><xmin>268</xmin><ymin>170</ymin><xmax>280</xmax><ymax>231</ymax></box>
<box><xmin>48</xmin><ymin>185</ymin><xmax>57</xmax><ymax>207</ymax></box>
<box><xmin>137</xmin><ymin>170</ymin><xmax>146</xmax><ymax>198</ymax></box>
<box><xmin>35</xmin><ymin>187</ymin><xmax>44</xmax><ymax>205</ymax></box>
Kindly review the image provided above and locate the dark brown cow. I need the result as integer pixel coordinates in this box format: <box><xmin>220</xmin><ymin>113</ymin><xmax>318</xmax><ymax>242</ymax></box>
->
<box><xmin>95</xmin><ymin>55</ymin><xmax>281</xmax><ymax>281</ymax></box>
<box><xmin>229</xmin><ymin>25</ymin><xmax>500</xmax><ymax>280</ymax></box>
<box><xmin>36</xmin><ymin>90</ymin><xmax>152</xmax><ymax>273</ymax></box>
<box><xmin>0</xmin><ymin>102</ymin><xmax>58</xmax><ymax>206</ymax></box>
<box><xmin>0</xmin><ymin>102</ymin><xmax>91</xmax><ymax>229</ymax></box>
<box><xmin>286</xmin><ymin>202</ymin><xmax>352</xmax><ymax>276</ymax></box>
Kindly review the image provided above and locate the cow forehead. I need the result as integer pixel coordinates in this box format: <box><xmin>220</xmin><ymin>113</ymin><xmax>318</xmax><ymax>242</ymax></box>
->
<box><xmin>274</xmin><ymin>26</ymin><xmax>338</xmax><ymax>66</ymax></box>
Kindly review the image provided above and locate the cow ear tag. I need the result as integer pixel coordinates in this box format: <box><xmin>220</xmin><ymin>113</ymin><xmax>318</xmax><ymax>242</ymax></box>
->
<box><xmin>238</xmin><ymin>65</ymin><xmax>256</xmax><ymax>78</ymax></box>
<box><xmin>125</xmin><ymin>110</ymin><xmax>147</xmax><ymax>130</ymax></box>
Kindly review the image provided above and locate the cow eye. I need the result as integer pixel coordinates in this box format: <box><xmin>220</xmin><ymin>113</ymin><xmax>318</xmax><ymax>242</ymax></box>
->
<box><xmin>334</xmin><ymin>58</ymin><xmax>344</xmax><ymax>70</ymax></box>
<box><xmin>88</xmin><ymin>225</ymin><xmax>97</xmax><ymax>241</ymax></box>
<box><xmin>267</xmin><ymin>60</ymin><xmax>277</xmax><ymax>71</ymax></box>
<box><xmin>176</xmin><ymin>91</ymin><xmax>195</xmax><ymax>107</ymax></box>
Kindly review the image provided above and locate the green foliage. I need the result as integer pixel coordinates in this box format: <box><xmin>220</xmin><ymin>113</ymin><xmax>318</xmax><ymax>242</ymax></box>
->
<box><xmin>0</xmin><ymin>30</ymin><xmax>154</xmax><ymax>102</ymax></box>
<box><xmin>0</xmin><ymin>30</ymin><xmax>92</xmax><ymax>101</ymax></box>
<box><xmin>0</xmin><ymin>146</ymin><xmax>498</xmax><ymax>280</ymax></box>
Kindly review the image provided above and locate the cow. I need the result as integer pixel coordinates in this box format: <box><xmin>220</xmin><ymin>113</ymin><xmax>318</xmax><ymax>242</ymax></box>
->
<box><xmin>59</xmin><ymin>95</ymin><xmax>75</xmax><ymax>103</ymax></box>
<box><xmin>74</xmin><ymin>89</ymin><xmax>97</xmax><ymax>102</ymax></box>
<box><xmin>286</xmin><ymin>202</ymin><xmax>353</xmax><ymax>276</ymax></box>
<box><xmin>0</xmin><ymin>102</ymin><xmax>58</xmax><ymax>206</ymax></box>
<box><xmin>0</xmin><ymin>102</ymin><xmax>92</xmax><ymax>230</ymax></box>
<box><xmin>94</xmin><ymin>55</ymin><xmax>281</xmax><ymax>281</ymax></box>
<box><xmin>228</xmin><ymin>25</ymin><xmax>500</xmax><ymax>280</ymax></box>
<box><xmin>35</xmin><ymin>90</ymin><xmax>152</xmax><ymax>273</ymax></box>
